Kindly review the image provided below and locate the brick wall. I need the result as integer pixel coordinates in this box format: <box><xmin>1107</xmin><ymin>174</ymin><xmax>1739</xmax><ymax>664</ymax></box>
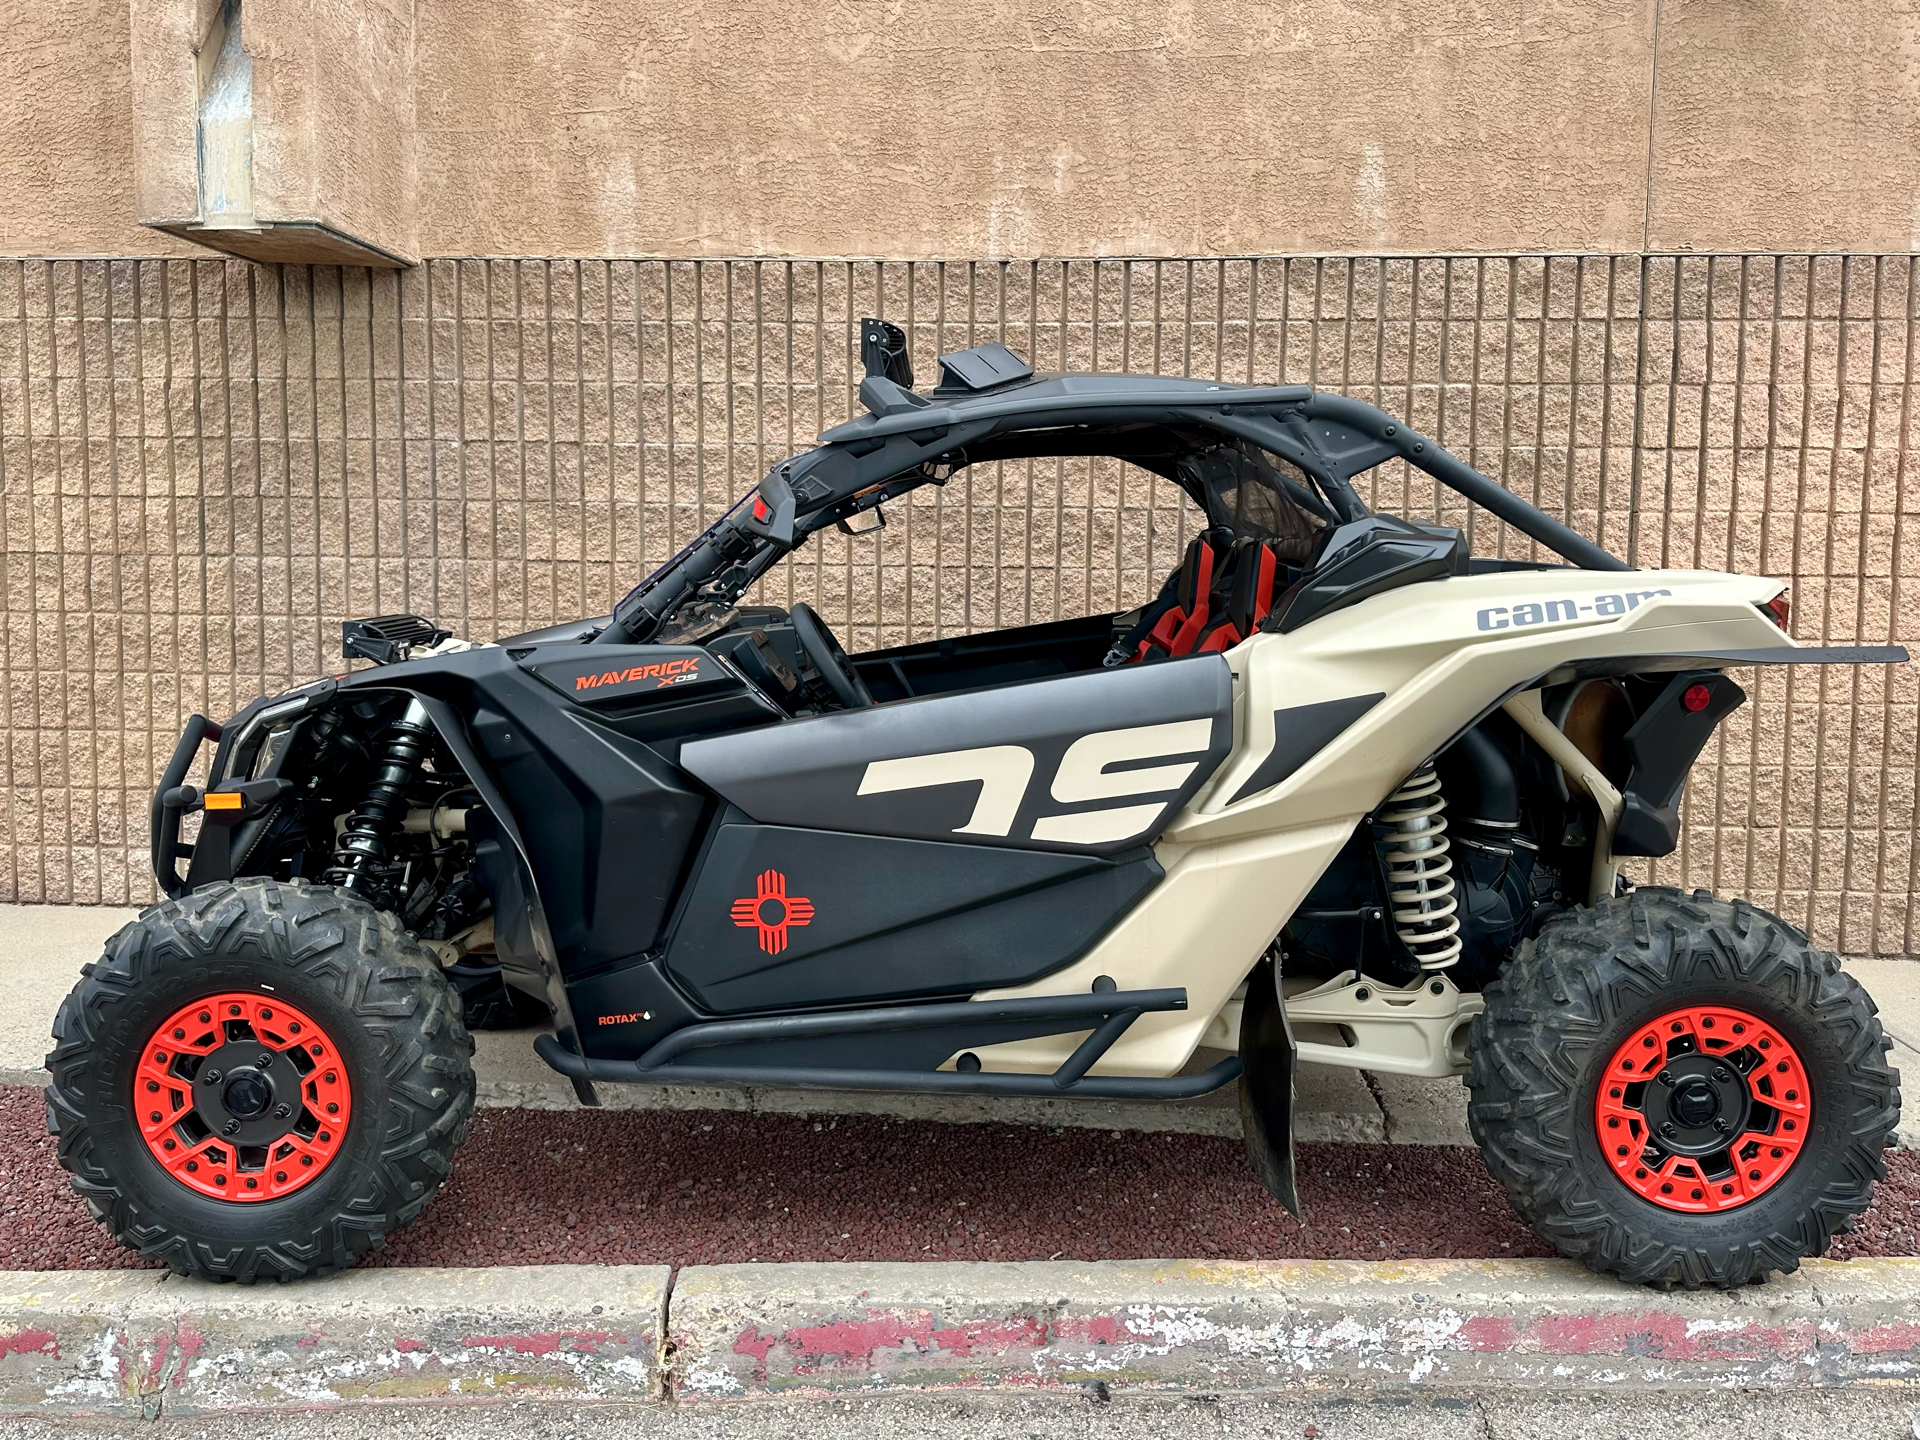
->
<box><xmin>2</xmin><ymin>254</ymin><xmax>1914</xmax><ymax>954</ymax></box>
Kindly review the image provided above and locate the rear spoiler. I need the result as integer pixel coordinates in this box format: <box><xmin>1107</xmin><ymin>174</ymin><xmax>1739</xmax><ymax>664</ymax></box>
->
<box><xmin>1545</xmin><ymin>645</ymin><xmax>1907</xmax><ymax>683</ymax></box>
<box><xmin>1693</xmin><ymin>645</ymin><xmax>1908</xmax><ymax>665</ymax></box>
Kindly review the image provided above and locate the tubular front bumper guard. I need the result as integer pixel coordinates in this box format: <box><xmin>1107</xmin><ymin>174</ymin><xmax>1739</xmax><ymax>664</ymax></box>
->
<box><xmin>151</xmin><ymin>715</ymin><xmax>221</xmax><ymax>898</ymax></box>
<box><xmin>150</xmin><ymin>716</ymin><xmax>292</xmax><ymax>899</ymax></box>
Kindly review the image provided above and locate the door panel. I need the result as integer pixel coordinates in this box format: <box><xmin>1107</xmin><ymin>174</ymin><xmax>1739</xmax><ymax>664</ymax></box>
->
<box><xmin>664</xmin><ymin>823</ymin><xmax>1162</xmax><ymax>1011</ymax></box>
<box><xmin>678</xmin><ymin>654</ymin><xmax>1233</xmax><ymax>856</ymax></box>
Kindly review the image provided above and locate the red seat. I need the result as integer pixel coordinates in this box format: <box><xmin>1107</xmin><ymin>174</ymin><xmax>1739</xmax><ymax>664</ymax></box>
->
<box><xmin>1195</xmin><ymin>538</ymin><xmax>1281</xmax><ymax>653</ymax></box>
<box><xmin>1126</xmin><ymin>534</ymin><xmax>1283</xmax><ymax>663</ymax></box>
<box><xmin>1132</xmin><ymin>534</ymin><xmax>1224</xmax><ymax>662</ymax></box>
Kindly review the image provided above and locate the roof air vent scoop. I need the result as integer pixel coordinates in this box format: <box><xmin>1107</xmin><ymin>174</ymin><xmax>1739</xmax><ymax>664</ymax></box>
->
<box><xmin>934</xmin><ymin>342</ymin><xmax>1034</xmax><ymax>393</ymax></box>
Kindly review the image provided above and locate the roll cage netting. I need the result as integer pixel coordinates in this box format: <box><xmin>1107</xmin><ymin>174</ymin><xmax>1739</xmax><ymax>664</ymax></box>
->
<box><xmin>592</xmin><ymin>386</ymin><xmax>1629</xmax><ymax>647</ymax></box>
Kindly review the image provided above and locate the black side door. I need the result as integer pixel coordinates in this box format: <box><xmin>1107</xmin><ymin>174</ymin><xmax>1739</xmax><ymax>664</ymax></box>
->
<box><xmin>668</xmin><ymin>656</ymin><xmax>1234</xmax><ymax>1011</ymax></box>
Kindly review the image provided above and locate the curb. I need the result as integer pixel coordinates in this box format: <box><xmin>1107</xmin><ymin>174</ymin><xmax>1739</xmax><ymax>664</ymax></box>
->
<box><xmin>0</xmin><ymin>1266</ymin><xmax>667</xmax><ymax>1417</ymax></box>
<box><xmin>4</xmin><ymin>1256</ymin><xmax>1920</xmax><ymax>1417</ymax></box>
<box><xmin>670</xmin><ymin>1256</ymin><xmax>1920</xmax><ymax>1398</ymax></box>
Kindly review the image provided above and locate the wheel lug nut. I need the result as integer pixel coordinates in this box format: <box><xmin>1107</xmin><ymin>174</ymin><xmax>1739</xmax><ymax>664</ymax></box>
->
<box><xmin>1660</xmin><ymin>1122</ymin><xmax>1677</xmax><ymax>1137</ymax></box>
<box><xmin>257</xmin><ymin>1055</ymin><xmax>274</xmax><ymax>1070</ymax></box>
<box><xmin>1658</xmin><ymin>1071</ymin><xmax>1674</xmax><ymax>1086</ymax></box>
<box><xmin>222</xmin><ymin>1120</ymin><xmax>240</xmax><ymax>1136</ymax></box>
<box><xmin>1713</xmin><ymin>1068</ymin><xmax>1731</xmax><ymax>1083</ymax></box>
<box><xmin>1713</xmin><ymin>1118</ymin><xmax>1731</xmax><ymax>1132</ymax></box>
<box><xmin>203</xmin><ymin>1069</ymin><xmax>222</xmax><ymax>1084</ymax></box>
<box><xmin>274</xmin><ymin>1104</ymin><xmax>292</xmax><ymax>1119</ymax></box>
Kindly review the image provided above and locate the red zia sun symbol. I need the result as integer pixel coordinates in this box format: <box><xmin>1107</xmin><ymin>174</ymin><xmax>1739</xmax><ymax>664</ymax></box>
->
<box><xmin>729</xmin><ymin>869</ymin><xmax>814</xmax><ymax>954</ymax></box>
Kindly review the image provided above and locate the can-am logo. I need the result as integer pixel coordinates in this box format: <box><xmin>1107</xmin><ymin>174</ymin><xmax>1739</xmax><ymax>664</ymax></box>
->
<box><xmin>1477</xmin><ymin>589</ymin><xmax>1673</xmax><ymax>633</ymax></box>
<box><xmin>574</xmin><ymin>657</ymin><xmax>701</xmax><ymax>691</ymax></box>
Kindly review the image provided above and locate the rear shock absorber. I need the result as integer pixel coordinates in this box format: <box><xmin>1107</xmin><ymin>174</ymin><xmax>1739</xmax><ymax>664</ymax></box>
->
<box><xmin>1375</xmin><ymin>760</ymin><xmax>1463</xmax><ymax>970</ymax></box>
<box><xmin>325</xmin><ymin>698</ymin><xmax>434</xmax><ymax>903</ymax></box>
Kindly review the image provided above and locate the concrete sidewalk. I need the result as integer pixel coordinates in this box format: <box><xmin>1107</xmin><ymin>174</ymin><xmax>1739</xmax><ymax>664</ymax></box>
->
<box><xmin>5</xmin><ymin>902</ymin><xmax>1914</xmax><ymax>1148</ymax></box>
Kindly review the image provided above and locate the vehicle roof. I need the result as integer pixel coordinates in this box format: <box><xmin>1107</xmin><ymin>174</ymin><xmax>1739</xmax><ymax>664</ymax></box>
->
<box><xmin>817</xmin><ymin>372</ymin><xmax>1314</xmax><ymax>445</ymax></box>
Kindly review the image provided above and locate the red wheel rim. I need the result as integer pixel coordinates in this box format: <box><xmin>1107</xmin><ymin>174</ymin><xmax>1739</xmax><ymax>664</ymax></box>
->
<box><xmin>1594</xmin><ymin>1004</ymin><xmax>1810</xmax><ymax>1213</ymax></box>
<box><xmin>133</xmin><ymin>993</ymin><xmax>351</xmax><ymax>1203</ymax></box>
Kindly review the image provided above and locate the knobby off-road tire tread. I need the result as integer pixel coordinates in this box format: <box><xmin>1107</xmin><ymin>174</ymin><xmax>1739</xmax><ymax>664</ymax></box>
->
<box><xmin>1466</xmin><ymin>886</ymin><xmax>1899</xmax><ymax>1289</ymax></box>
<box><xmin>44</xmin><ymin>878</ymin><xmax>476</xmax><ymax>1283</ymax></box>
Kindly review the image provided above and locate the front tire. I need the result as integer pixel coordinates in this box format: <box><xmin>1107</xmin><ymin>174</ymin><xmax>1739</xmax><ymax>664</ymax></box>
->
<box><xmin>44</xmin><ymin>879</ymin><xmax>475</xmax><ymax>1282</ymax></box>
<box><xmin>1466</xmin><ymin>887</ymin><xmax>1899</xmax><ymax>1288</ymax></box>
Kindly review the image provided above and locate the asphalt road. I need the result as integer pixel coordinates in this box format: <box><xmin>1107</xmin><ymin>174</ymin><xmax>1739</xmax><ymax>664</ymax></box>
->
<box><xmin>5</xmin><ymin>1088</ymin><xmax>1916</xmax><ymax>1272</ymax></box>
<box><xmin>11</xmin><ymin>1389</ymin><xmax>1920</xmax><ymax>1440</ymax></box>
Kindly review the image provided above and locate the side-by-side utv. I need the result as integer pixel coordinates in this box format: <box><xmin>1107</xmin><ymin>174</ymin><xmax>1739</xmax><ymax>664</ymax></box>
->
<box><xmin>47</xmin><ymin>320</ymin><xmax>1903</xmax><ymax>1288</ymax></box>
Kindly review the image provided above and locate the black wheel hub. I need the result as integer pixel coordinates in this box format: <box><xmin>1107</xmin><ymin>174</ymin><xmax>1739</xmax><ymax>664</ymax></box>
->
<box><xmin>221</xmin><ymin>1069</ymin><xmax>273</xmax><ymax>1118</ymax></box>
<box><xmin>1645</xmin><ymin>1053</ymin><xmax>1750</xmax><ymax>1158</ymax></box>
<box><xmin>192</xmin><ymin>1043</ymin><xmax>301</xmax><ymax>1145</ymax></box>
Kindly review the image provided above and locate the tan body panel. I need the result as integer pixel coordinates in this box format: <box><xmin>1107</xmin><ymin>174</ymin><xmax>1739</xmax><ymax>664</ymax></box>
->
<box><xmin>968</xmin><ymin>567</ymin><xmax>1786</xmax><ymax>1079</ymax></box>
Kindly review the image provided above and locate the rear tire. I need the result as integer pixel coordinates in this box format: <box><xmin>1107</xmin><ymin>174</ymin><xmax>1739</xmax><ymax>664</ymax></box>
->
<box><xmin>44</xmin><ymin>879</ymin><xmax>475</xmax><ymax>1282</ymax></box>
<box><xmin>1466</xmin><ymin>887</ymin><xmax>1899</xmax><ymax>1288</ymax></box>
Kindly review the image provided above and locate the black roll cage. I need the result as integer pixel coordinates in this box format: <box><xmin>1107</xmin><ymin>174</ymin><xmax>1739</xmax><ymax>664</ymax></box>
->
<box><xmin>594</xmin><ymin>367</ymin><xmax>1629</xmax><ymax>647</ymax></box>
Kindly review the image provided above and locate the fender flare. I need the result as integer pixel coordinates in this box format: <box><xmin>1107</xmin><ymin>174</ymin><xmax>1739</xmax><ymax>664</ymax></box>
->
<box><xmin>354</xmin><ymin>686</ymin><xmax>599</xmax><ymax>1106</ymax></box>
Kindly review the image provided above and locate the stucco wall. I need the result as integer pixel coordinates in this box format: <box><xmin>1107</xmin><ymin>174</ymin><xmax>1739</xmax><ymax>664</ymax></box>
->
<box><xmin>1</xmin><ymin>0</ymin><xmax>197</xmax><ymax>256</ymax></box>
<box><xmin>13</xmin><ymin>1</ymin><xmax>1920</xmax><ymax>260</ymax></box>
<box><xmin>245</xmin><ymin>0</ymin><xmax>415</xmax><ymax>248</ymax></box>
<box><xmin>411</xmin><ymin>0</ymin><xmax>1663</xmax><ymax>258</ymax></box>
<box><xmin>1647</xmin><ymin>0</ymin><xmax>1920</xmax><ymax>253</ymax></box>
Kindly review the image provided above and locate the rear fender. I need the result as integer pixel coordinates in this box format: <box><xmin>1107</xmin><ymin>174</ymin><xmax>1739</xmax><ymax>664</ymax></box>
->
<box><xmin>1609</xmin><ymin>672</ymin><xmax>1744</xmax><ymax>857</ymax></box>
<box><xmin>1181</xmin><ymin>571</ymin><xmax>1903</xmax><ymax>848</ymax></box>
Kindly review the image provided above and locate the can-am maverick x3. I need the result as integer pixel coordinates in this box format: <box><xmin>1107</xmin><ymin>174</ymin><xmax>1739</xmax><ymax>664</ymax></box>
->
<box><xmin>48</xmin><ymin>320</ymin><xmax>1904</xmax><ymax>1288</ymax></box>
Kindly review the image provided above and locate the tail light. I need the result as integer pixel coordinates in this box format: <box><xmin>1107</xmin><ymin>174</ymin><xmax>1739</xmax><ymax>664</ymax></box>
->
<box><xmin>1760</xmin><ymin>591</ymin><xmax>1791</xmax><ymax>634</ymax></box>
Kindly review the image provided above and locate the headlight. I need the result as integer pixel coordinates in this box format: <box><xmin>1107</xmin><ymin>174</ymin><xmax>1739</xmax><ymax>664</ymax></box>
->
<box><xmin>252</xmin><ymin>725</ymin><xmax>293</xmax><ymax>778</ymax></box>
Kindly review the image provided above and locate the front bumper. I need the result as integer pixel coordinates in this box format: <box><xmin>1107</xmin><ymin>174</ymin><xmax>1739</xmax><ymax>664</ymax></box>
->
<box><xmin>150</xmin><ymin>679</ymin><xmax>337</xmax><ymax>898</ymax></box>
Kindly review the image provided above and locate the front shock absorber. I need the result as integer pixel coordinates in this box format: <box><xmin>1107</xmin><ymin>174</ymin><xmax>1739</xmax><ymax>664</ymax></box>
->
<box><xmin>325</xmin><ymin>698</ymin><xmax>434</xmax><ymax>903</ymax></box>
<box><xmin>1375</xmin><ymin>760</ymin><xmax>1463</xmax><ymax>970</ymax></box>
